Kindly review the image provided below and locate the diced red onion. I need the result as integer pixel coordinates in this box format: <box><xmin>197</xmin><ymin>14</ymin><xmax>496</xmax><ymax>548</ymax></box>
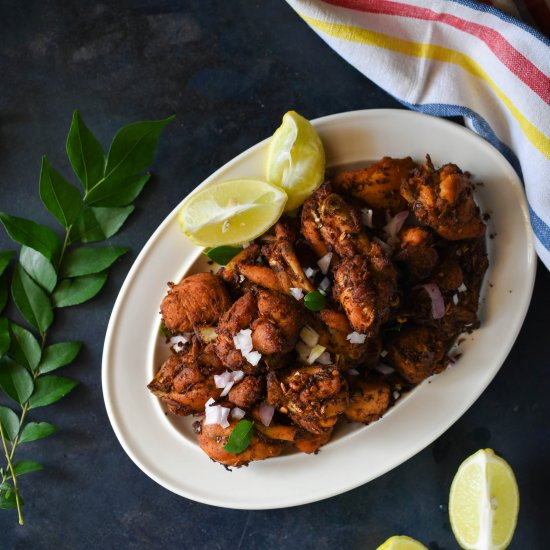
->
<box><xmin>380</xmin><ymin>349</ymin><xmax>388</xmax><ymax>358</ymax></box>
<box><xmin>290</xmin><ymin>287</ymin><xmax>304</xmax><ymax>300</ymax></box>
<box><xmin>259</xmin><ymin>402</ymin><xmax>275</xmax><ymax>426</ymax></box>
<box><xmin>361</xmin><ymin>208</ymin><xmax>374</xmax><ymax>228</ymax></box>
<box><xmin>317</xmin><ymin>252</ymin><xmax>333</xmax><ymax>275</ymax></box>
<box><xmin>204</xmin><ymin>398</ymin><xmax>231</xmax><ymax>428</ymax></box>
<box><xmin>348</xmin><ymin>368</ymin><xmax>360</xmax><ymax>376</ymax></box>
<box><xmin>458</xmin><ymin>283</ymin><xmax>467</xmax><ymax>293</ymax></box>
<box><xmin>453</xmin><ymin>294</ymin><xmax>459</xmax><ymax>305</ymax></box>
<box><xmin>214</xmin><ymin>370</ymin><xmax>244</xmax><ymax>390</ymax></box>
<box><xmin>418</xmin><ymin>283</ymin><xmax>445</xmax><ymax>319</ymax></box>
<box><xmin>231</xmin><ymin>407</ymin><xmax>246</xmax><ymax>420</ymax></box>
<box><xmin>346</xmin><ymin>331</ymin><xmax>366</xmax><ymax>344</ymax></box>
<box><xmin>304</xmin><ymin>267</ymin><xmax>318</xmax><ymax>280</ymax></box>
<box><xmin>244</xmin><ymin>350</ymin><xmax>262</xmax><ymax>366</ymax></box>
<box><xmin>319</xmin><ymin>277</ymin><xmax>330</xmax><ymax>292</ymax></box>
<box><xmin>375</xmin><ymin>364</ymin><xmax>394</xmax><ymax>375</ymax></box>
<box><xmin>233</xmin><ymin>329</ymin><xmax>253</xmax><ymax>354</ymax></box>
<box><xmin>220</xmin><ymin>380</ymin><xmax>235</xmax><ymax>397</ymax></box>
<box><xmin>317</xmin><ymin>351</ymin><xmax>332</xmax><ymax>365</ymax></box>
<box><xmin>383</xmin><ymin>211</ymin><xmax>409</xmax><ymax>238</ymax></box>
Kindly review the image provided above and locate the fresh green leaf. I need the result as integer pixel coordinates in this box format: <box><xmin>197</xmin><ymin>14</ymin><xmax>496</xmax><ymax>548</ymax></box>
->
<box><xmin>19</xmin><ymin>246</ymin><xmax>57</xmax><ymax>293</ymax></box>
<box><xmin>0</xmin><ymin>251</ymin><xmax>13</xmax><ymax>276</ymax></box>
<box><xmin>39</xmin><ymin>156</ymin><xmax>83</xmax><ymax>228</ymax></box>
<box><xmin>0</xmin><ymin>491</ymin><xmax>18</xmax><ymax>509</ymax></box>
<box><xmin>0</xmin><ymin>481</ymin><xmax>12</xmax><ymax>491</ymax></box>
<box><xmin>60</xmin><ymin>246</ymin><xmax>128</xmax><ymax>278</ymax></box>
<box><xmin>38</xmin><ymin>341</ymin><xmax>82</xmax><ymax>374</ymax></box>
<box><xmin>84</xmin><ymin>172</ymin><xmax>150</xmax><ymax>207</ymax></box>
<box><xmin>223</xmin><ymin>419</ymin><xmax>253</xmax><ymax>454</ymax></box>
<box><xmin>0</xmin><ymin>406</ymin><xmax>19</xmax><ymax>441</ymax></box>
<box><xmin>9</xmin><ymin>322</ymin><xmax>41</xmax><ymax>372</ymax></box>
<box><xmin>0</xmin><ymin>213</ymin><xmax>61</xmax><ymax>262</ymax></box>
<box><xmin>304</xmin><ymin>291</ymin><xmax>326</xmax><ymax>312</ymax></box>
<box><xmin>0</xmin><ymin>275</ymin><xmax>8</xmax><ymax>314</ymax></box>
<box><xmin>13</xmin><ymin>460</ymin><xmax>43</xmax><ymax>476</ymax></box>
<box><xmin>52</xmin><ymin>271</ymin><xmax>108</xmax><ymax>307</ymax></box>
<box><xmin>0</xmin><ymin>318</ymin><xmax>9</xmax><ymax>356</ymax></box>
<box><xmin>19</xmin><ymin>422</ymin><xmax>58</xmax><ymax>443</ymax></box>
<box><xmin>104</xmin><ymin>116</ymin><xmax>174</xmax><ymax>182</ymax></box>
<box><xmin>0</xmin><ymin>356</ymin><xmax>34</xmax><ymax>404</ymax></box>
<box><xmin>11</xmin><ymin>264</ymin><xmax>53</xmax><ymax>333</ymax></box>
<box><xmin>28</xmin><ymin>375</ymin><xmax>78</xmax><ymax>409</ymax></box>
<box><xmin>70</xmin><ymin>205</ymin><xmax>134</xmax><ymax>243</ymax></box>
<box><xmin>66</xmin><ymin>110</ymin><xmax>105</xmax><ymax>192</ymax></box>
<box><xmin>205</xmin><ymin>246</ymin><xmax>242</xmax><ymax>266</ymax></box>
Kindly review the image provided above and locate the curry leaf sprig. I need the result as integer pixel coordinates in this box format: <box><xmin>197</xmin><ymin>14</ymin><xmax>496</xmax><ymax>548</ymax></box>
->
<box><xmin>0</xmin><ymin>110</ymin><xmax>173</xmax><ymax>524</ymax></box>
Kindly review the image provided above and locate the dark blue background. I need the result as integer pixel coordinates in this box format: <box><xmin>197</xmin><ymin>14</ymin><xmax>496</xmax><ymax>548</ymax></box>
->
<box><xmin>0</xmin><ymin>2</ymin><xmax>548</xmax><ymax>548</ymax></box>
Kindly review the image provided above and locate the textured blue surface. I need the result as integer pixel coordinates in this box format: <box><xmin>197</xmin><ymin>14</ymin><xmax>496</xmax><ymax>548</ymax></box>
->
<box><xmin>0</xmin><ymin>1</ymin><xmax>548</xmax><ymax>548</ymax></box>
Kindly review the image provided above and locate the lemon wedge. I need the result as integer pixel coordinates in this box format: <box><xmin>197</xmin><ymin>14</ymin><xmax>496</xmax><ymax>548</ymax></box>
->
<box><xmin>376</xmin><ymin>535</ymin><xmax>428</xmax><ymax>550</ymax></box>
<box><xmin>266</xmin><ymin>110</ymin><xmax>325</xmax><ymax>211</ymax></box>
<box><xmin>449</xmin><ymin>449</ymin><xmax>519</xmax><ymax>550</ymax></box>
<box><xmin>177</xmin><ymin>178</ymin><xmax>287</xmax><ymax>246</ymax></box>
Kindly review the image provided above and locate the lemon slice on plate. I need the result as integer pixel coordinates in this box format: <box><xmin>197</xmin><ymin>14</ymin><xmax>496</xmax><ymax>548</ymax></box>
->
<box><xmin>178</xmin><ymin>178</ymin><xmax>287</xmax><ymax>247</ymax></box>
<box><xmin>449</xmin><ymin>449</ymin><xmax>519</xmax><ymax>550</ymax></box>
<box><xmin>376</xmin><ymin>535</ymin><xmax>428</xmax><ymax>550</ymax></box>
<box><xmin>266</xmin><ymin>110</ymin><xmax>325</xmax><ymax>211</ymax></box>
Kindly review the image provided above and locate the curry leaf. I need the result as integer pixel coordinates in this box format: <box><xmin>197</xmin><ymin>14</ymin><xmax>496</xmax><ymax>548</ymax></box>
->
<box><xmin>0</xmin><ymin>357</ymin><xmax>34</xmax><ymax>404</ymax></box>
<box><xmin>38</xmin><ymin>341</ymin><xmax>82</xmax><ymax>374</ymax></box>
<box><xmin>66</xmin><ymin>110</ymin><xmax>105</xmax><ymax>192</ymax></box>
<box><xmin>9</xmin><ymin>322</ymin><xmax>41</xmax><ymax>372</ymax></box>
<box><xmin>84</xmin><ymin>173</ymin><xmax>150</xmax><ymax>207</ymax></box>
<box><xmin>0</xmin><ymin>251</ymin><xmax>13</xmax><ymax>276</ymax></box>
<box><xmin>11</xmin><ymin>264</ymin><xmax>53</xmax><ymax>333</ymax></box>
<box><xmin>19</xmin><ymin>422</ymin><xmax>58</xmax><ymax>443</ymax></box>
<box><xmin>28</xmin><ymin>375</ymin><xmax>78</xmax><ymax>409</ymax></box>
<box><xmin>0</xmin><ymin>318</ymin><xmax>9</xmax><ymax>356</ymax></box>
<box><xmin>0</xmin><ymin>276</ymin><xmax>8</xmax><ymax>314</ymax></box>
<box><xmin>0</xmin><ymin>213</ymin><xmax>61</xmax><ymax>263</ymax></box>
<box><xmin>69</xmin><ymin>205</ymin><xmax>134</xmax><ymax>243</ymax></box>
<box><xmin>104</xmin><ymin>116</ymin><xmax>174</xmax><ymax>182</ymax></box>
<box><xmin>13</xmin><ymin>461</ymin><xmax>43</xmax><ymax>476</ymax></box>
<box><xmin>205</xmin><ymin>246</ymin><xmax>242</xmax><ymax>266</ymax></box>
<box><xmin>223</xmin><ymin>419</ymin><xmax>254</xmax><ymax>454</ymax></box>
<box><xmin>59</xmin><ymin>246</ymin><xmax>128</xmax><ymax>278</ymax></box>
<box><xmin>0</xmin><ymin>406</ymin><xmax>19</xmax><ymax>442</ymax></box>
<box><xmin>0</xmin><ymin>491</ymin><xmax>18</xmax><ymax>510</ymax></box>
<box><xmin>19</xmin><ymin>246</ymin><xmax>57</xmax><ymax>294</ymax></box>
<box><xmin>52</xmin><ymin>271</ymin><xmax>108</xmax><ymax>308</ymax></box>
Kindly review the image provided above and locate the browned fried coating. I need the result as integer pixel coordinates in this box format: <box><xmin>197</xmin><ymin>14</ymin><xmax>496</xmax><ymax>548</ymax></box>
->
<box><xmin>332</xmin><ymin>156</ymin><xmax>416</xmax><ymax>211</ymax></box>
<box><xmin>394</xmin><ymin>226</ymin><xmax>439</xmax><ymax>281</ymax></box>
<box><xmin>160</xmin><ymin>272</ymin><xmax>232</xmax><ymax>333</ymax></box>
<box><xmin>344</xmin><ymin>372</ymin><xmax>391</xmax><ymax>424</ymax></box>
<box><xmin>385</xmin><ymin>324</ymin><xmax>448</xmax><ymax>385</ymax></box>
<box><xmin>293</xmin><ymin>429</ymin><xmax>332</xmax><ymax>454</ymax></box>
<box><xmin>227</xmin><ymin>375</ymin><xmax>264</xmax><ymax>409</ymax></box>
<box><xmin>401</xmin><ymin>157</ymin><xmax>485</xmax><ymax>240</ymax></box>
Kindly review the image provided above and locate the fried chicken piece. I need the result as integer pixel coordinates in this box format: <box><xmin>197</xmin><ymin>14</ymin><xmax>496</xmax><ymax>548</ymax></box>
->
<box><xmin>227</xmin><ymin>375</ymin><xmax>264</xmax><ymax>409</ymax></box>
<box><xmin>194</xmin><ymin>418</ymin><xmax>284</xmax><ymax>467</ymax></box>
<box><xmin>394</xmin><ymin>226</ymin><xmax>439</xmax><ymax>281</ymax></box>
<box><xmin>216</xmin><ymin>289</ymin><xmax>302</xmax><ymax>373</ymax></box>
<box><xmin>332</xmin><ymin>156</ymin><xmax>416</xmax><ymax>211</ymax></box>
<box><xmin>266</xmin><ymin>366</ymin><xmax>348</xmax><ymax>434</ymax></box>
<box><xmin>147</xmin><ymin>339</ymin><xmax>223</xmax><ymax>415</ymax></box>
<box><xmin>301</xmin><ymin>183</ymin><xmax>370</xmax><ymax>260</ymax></box>
<box><xmin>401</xmin><ymin>156</ymin><xmax>486</xmax><ymax>240</ymax></box>
<box><xmin>160</xmin><ymin>272</ymin><xmax>232</xmax><ymax>333</ymax></box>
<box><xmin>294</xmin><ymin>430</ymin><xmax>332</xmax><ymax>454</ymax></box>
<box><xmin>385</xmin><ymin>324</ymin><xmax>448</xmax><ymax>385</ymax></box>
<box><xmin>344</xmin><ymin>372</ymin><xmax>391</xmax><ymax>424</ymax></box>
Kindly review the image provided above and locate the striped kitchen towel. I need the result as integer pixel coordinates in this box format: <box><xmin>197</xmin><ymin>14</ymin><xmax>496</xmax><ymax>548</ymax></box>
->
<box><xmin>285</xmin><ymin>0</ymin><xmax>550</xmax><ymax>269</ymax></box>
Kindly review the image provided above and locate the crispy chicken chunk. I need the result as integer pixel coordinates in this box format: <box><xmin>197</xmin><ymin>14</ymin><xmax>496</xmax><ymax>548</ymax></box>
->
<box><xmin>216</xmin><ymin>289</ymin><xmax>302</xmax><ymax>373</ymax></box>
<box><xmin>160</xmin><ymin>272</ymin><xmax>232</xmax><ymax>333</ymax></box>
<box><xmin>266</xmin><ymin>366</ymin><xmax>348</xmax><ymax>434</ymax></box>
<box><xmin>227</xmin><ymin>375</ymin><xmax>264</xmax><ymax>409</ymax></box>
<box><xmin>401</xmin><ymin>157</ymin><xmax>486</xmax><ymax>240</ymax></box>
<box><xmin>394</xmin><ymin>226</ymin><xmax>439</xmax><ymax>281</ymax></box>
<box><xmin>332</xmin><ymin>156</ymin><xmax>416</xmax><ymax>212</ymax></box>
<box><xmin>344</xmin><ymin>372</ymin><xmax>391</xmax><ymax>424</ymax></box>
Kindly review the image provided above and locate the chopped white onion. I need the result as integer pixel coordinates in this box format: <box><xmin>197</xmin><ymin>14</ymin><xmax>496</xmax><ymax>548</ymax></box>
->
<box><xmin>258</xmin><ymin>402</ymin><xmax>275</xmax><ymax>426</ymax></box>
<box><xmin>169</xmin><ymin>334</ymin><xmax>189</xmax><ymax>350</ymax></box>
<box><xmin>214</xmin><ymin>370</ymin><xmax>245</xmax><ymax>397</ymax></box>
<box><xmin>383</xmin><ymin>211</ymin><xmax>409</xmax><ymax>238</ymax></box>
<box><xmin>296</xmin><ymin>340</ymin><xmax>312</xmax><ymax>362</ymax></box>
<box><xmin>346</xmin><ymin>331</ymin><xmax>366</xmax><ymax>344</ymax></box>
<box><xmin>317</xmin><ymin>351</ymin><xmax>332</xmax><ymax>365</ymax></box>
<box><xmin>393</xmin><ymin>391</ymin><xmax>401</xmax><ymax>401</ymax></box>
<box><xmin>319</xmin><ymin>277</ymin><xmax>330</xmax><ymax>292</ymax></box>
<box><xmin>458</xmin><ymin>283</ymin><xmax>467</xmax><ymax>293</ymax></box>
<box><xmin>361</xmin><ymin>208</ymin><xmax>374</xmax><ymax>228</ymax></box>
<box><xmin>231</xmin><ymin>407</ymin><xmax>246</xmax><ymax>420</ymax></box>
<box><xmin>375</xmin><ymin>364</ymin><xmax>395</xmax><ymax>375</ymax></box>
<box><xmin>317</xmin><ymin>252</ymin><xmax>333</xmax><ymax>275</ymax></box>
<box><xmin>418</xmin><ymin>283</ymin><xmax>446</xmax><ymax>319</ymax></box>
<box><xmin>380</xmin><ymin>349</ymin><xmax>388</xmax><ymax>358</ymax></box>
<box><xmin>307</xmin><ymin>344</ymin><xmax>326</xmax><ymax>364</ymax></box>
<box><xmin>304</xmin><ymin>267</ymin><xmax>318</xmax><ymax>280</ymax></box>
<box><xmin>300</xmin><ymin>325</ymin><xmax>319</xmax><ymax>347</ymax></box>
<box><xmin>238</xmin><ymin>274</ymin><xmax>245</xmax><ymax>283</ymax></box>
<box><xmin>233</xmin><ymin>329</ymin><xmax>253</xmax><ymax>355</ymax></box>
<box><xmin>204</xmin><ymin>398</ymin><xmax>231</xmax><ymax>428</ymax></box>
<box><xmin>244</xmin><ymin>350</ymin><xmax>262</xmax><ymax>366</ymax></box>
<box><xmin>453</xmin><ymin>294</ymin><xmax>459</xmax><ymax>305</ymax></box>
<box><xmin>290</xmin><ymin>287</ymin><xmax>304</xmax><ymax>300</ymax></box>
<box><xmin>348</xmin><ymin>368</ymin><xmax>360</xmax><ymax>376</ymax></box>
<box><xmin>220</xmin><ymin>381</ymin><xmax>235</xmax><ymax>397</ymax></box>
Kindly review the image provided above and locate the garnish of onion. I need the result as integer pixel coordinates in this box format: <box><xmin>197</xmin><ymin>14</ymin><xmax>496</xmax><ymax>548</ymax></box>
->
<box><xmin>204</xmin><ymin>398</ymin><xmax>231</xmax><ymax>428</ymax></box>
<box><xmin>383</xmin><ymin>211</ymin><xmax>409</xmax><ymax>238</ymax></box>
<box><xmin>300</xmin><ymin>325</ymin><xmax>319</xmax><ymax>347</ymax></box>
<box><xmin>346</xmin><ymin>331</ymin><xmax>366</xmax><ymax>344</ymax></box>
<box><xmin>231</xmin><ymin>407</ymin><xmax>246</xmax><ymax>420</ymax></box>
<box><xmin>290</xmin><ymin>287</ymin><xmax>304</xmax><ymax>300</ymax></box>
<box><xmin>417</xmin><ymin>283</ymin><xmax>445</xmax><ymax>319</ymax></box>
<box><xmin>259</xmin><ymin>403</ymin><xmax>275</xmax><ymax>426</ymax></box>
<box><xmin>317</xmin><ymin>252</ymin><xmax>333</xmax><ymax>275</ymax></box>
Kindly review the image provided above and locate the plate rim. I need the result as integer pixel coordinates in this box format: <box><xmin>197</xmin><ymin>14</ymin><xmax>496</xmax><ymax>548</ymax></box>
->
<box><xmin>102</xmin><ymin>108</ymin><xmax>536</xmax><ymax>509</ymax></box>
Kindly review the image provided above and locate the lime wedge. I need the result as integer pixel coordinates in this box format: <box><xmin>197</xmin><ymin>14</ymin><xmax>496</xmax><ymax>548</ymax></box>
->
<box><xmin>449</xmin><ymin>449</ymin><xmax>519</xmax><ymax>550</ymax></box>
<box><xmin>376</xmin><ymin>535</ymin><xmax>428</xmax><ymax>550</ymax></box>
<box><xmin>178</xmin><ymin>178</ymin><xmax>287</xmax><ymax>246</ymax></box>
<box><xmin>266</xmin><ymin>110</ymin><xmax>325</xmax><ymax>211</ymax></box>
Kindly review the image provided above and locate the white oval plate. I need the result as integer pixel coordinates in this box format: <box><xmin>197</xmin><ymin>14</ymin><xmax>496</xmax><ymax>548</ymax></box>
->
<box><xmin>102</xmin><ymin>109</ymin><xmax>535</xmax><ymax>509</ymax></box>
